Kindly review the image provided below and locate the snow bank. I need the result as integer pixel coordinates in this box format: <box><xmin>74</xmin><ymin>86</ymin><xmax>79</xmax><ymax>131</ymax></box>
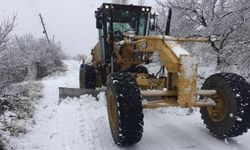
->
<box><xmin>0</xmin><ymin>82</ymin><xmax>43</xmax><ymax>149</ymax></box>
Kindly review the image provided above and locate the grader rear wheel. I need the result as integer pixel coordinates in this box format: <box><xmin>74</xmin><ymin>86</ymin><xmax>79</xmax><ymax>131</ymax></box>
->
<box><xmin>106</xmin><ymin>72</ymin><xmax>144</xmax><ymax>146</ymax></box>
<box><xmin>200</xmin><ymin>73</ymin><xmax>250</xmax><ymax>138</ymax></box>
<box><xmin>79</xmin><ymin>64</ymin><xmax>96</xmax><ymax>89</ymax></box>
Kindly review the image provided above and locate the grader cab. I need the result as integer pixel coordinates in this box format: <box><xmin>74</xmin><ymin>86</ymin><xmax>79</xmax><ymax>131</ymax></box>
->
<box><xmin>60</xmin><ymin>3</ymin><xmax>250</xmax><ymax>146</ymax></box>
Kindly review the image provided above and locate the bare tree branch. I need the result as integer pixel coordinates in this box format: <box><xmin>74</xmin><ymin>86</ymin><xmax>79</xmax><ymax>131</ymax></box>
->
<box><xmin>210</xmin><ymin>0</ymin><xmax>218</xmax><ymax>21</ymax></box>
<box><xmin>0</xmin><ymin>15</ymin><xmax>17</xmax><ymax>51</ymax></box>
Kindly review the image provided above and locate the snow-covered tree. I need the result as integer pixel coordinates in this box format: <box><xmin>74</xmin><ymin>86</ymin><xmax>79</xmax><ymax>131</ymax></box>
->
<box><xmin>156</xmin><ymin>0</ymin><xmax>250</xmax><ymax>79</ymax></box>
<box><xmin>0</xmin><ymin>17</ymin><xmax>65</xmax><ymax>86</ymax></box>
<box><xmin>0</xmin><ymin>15</ymin><xmax>16</xmax><ymax>52</ymax></box>
<box><xmin>73</xmin><ymin>54</ymin><xmax>87</xmax><ymax>61</ymax></box>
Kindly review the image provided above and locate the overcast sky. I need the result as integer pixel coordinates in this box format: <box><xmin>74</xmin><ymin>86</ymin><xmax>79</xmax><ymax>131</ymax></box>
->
<box><xmin>0</xmin><ymin>0</ymin><xmax>154</xmax><ymax>57</ymax></box>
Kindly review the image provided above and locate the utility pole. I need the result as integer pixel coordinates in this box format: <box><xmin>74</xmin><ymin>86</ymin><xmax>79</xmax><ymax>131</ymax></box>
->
<box><xmin>39</xmin><ymin>13</ymin><xmax>50</xmax><ymax>44</ymax></box>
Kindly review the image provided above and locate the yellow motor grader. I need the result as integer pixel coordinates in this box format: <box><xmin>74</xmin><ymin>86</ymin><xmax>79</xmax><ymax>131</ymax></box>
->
<box><xmin>59</xmin><ymin>3</ymin><xmax>250</xmax><ymax>146</ymax></box>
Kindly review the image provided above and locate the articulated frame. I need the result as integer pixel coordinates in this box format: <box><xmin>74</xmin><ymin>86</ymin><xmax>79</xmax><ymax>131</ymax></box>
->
<box><xmin>118</xmin><ymin>36</ymin><xmax>217</xmax><ymax>108</ymax></box>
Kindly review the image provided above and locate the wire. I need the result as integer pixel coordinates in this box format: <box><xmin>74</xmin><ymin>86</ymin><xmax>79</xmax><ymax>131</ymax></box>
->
<box><xmin>28</xmin><ymin>0</ymin><xmax>40</xmax><ymax>13</ymax></box>
<box><xmin>29</xmin><ymin>22</ymin><xmax>40</xmax><ymax>33</ymax></box>
<box><xmin>24</xmin><ymin>0</ymin><xmax>49</xmax><ymax>35</ymax></box>
<box><xmin>24</xmin><ymin>0</ymin><xmax>38</xmax><ymax>15</ymax></box>
<box><xmin>154</xmin><ymin>65</ymin><xmax>164</xmax><ymax>78</ymax></box>
<box><xmin>24</xmin><ymin>0</ymin><xmax>53</xmax><ymax>43</ymax></box>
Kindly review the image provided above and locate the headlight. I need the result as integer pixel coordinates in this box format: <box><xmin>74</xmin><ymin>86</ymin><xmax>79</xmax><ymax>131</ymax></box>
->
<box><xmin>146</xmin><ymin>8</ymin><xmax>150</xmax><ymax>12</ymax></box>
<box><xmin>142</xmin><ymin>8</ymin><xmax>145</xmax><ymax>11</ymax></box>
<box><xmin>210</xmin><ymin>35</ymin><xmax>218</xmax><ymax>42</ymax></box>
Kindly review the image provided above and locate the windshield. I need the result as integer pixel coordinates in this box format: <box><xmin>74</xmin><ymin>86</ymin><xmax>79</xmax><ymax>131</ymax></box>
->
<box><xmin>107</xmin><ymin>16</ymin><xmax>147</xmax><ymax>36</ymax></box>
<box><xmin>113</xmin><ymin>22</ymin><xmax>131</xmax><ymax>32</ymax></box>
<box><xmin>107</xmin><ymin>9</ymin><xmax>148</xmax><ymax>36</ymax></box>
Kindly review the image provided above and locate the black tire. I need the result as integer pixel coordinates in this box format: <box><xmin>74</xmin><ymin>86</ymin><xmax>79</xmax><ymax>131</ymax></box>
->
<box><xmin>200</xmin><ymin>73</ymin><xmax>250</xmax><ymax>138</ymax></box>
<box><xmin>127</xmin><ymin>66</ymin><xmax>148</xmax><ymax>74</ymax></box>
<box><xmin>106</xmin><ymin>72</ymin><xmax>144</xmax><ymax>146</ymax></box>
<box><xmin>79</xmin><ymin>64</ymin><xmax>96</xmax><ymax>89</ymax></box>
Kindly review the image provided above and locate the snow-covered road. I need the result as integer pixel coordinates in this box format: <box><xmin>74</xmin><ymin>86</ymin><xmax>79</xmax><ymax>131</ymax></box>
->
<box><xmin>11</xmin><ymin>60</ymin><xmax>250</xmax><ymax>150</ymax></box>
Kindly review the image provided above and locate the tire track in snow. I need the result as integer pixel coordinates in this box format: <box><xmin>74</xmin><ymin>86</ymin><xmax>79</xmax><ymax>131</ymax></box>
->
<box><xmin>10</xmin><ymin>60</ymin><xmax>250</xmax><ymax>150</ymax></box>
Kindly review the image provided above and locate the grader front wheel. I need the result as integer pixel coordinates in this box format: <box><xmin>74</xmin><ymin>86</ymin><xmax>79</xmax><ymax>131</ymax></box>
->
<box><xmin>200</xmin><ymin>73</ymin><xmax>250</xmax><ymax>138</ymax></box>
<box><xmin>106</xmin><ymin>72</ymin><xmax>144</xmax><ymax>146</ymax></box>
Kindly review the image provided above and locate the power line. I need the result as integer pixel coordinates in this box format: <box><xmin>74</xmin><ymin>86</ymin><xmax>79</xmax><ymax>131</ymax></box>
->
<box><xmin>24</xmin><ymin>0</ymin><xmax>38</xmax><ymax>15</ymax></box>
<box><xmin>24</xmin><ymin>0</ymin><xmax>53</xmax><ymax>45</ymax></box>
<box><xmin>29</xmin><ymin>22</ymin><xmax>40</xmax><ymax>33</ymax></box>
<box><xmin>28</xmin><ymin>0</ymin><xmax>40</xmax><ymax>13</ymax></box>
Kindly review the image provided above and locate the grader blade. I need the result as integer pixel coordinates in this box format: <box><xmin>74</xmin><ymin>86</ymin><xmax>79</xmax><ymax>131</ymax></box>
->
<box><xmin>58</xmin><ymin>87</ymin><xmax>106</xmax><ymax>99</ymax></box>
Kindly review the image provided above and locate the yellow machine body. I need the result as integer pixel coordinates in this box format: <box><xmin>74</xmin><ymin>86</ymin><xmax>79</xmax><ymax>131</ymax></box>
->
<box><xmin>92</xmin><ymin>35</ymin><xmax>217</xmax><ymax>109</ymax></box>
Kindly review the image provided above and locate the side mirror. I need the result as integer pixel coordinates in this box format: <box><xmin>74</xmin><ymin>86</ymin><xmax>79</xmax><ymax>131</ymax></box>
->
<box><xmin>149</xmin><ymin>21</ymin><xmax>156</xmax><ymax>31</ymax></box>
<box><xmin>96</xmin><ymin>20</ymin><xmax>102</xmax><ymax>29</ymax></box>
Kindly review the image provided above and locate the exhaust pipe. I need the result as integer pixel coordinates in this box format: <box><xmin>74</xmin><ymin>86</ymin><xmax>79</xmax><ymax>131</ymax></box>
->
<box><xmin>165</xmin><ymin>8</ymin><xmax>172</xmax><ymax>36</ymax></box>
<box><xmin>112</xmin><ymin>0</ymin><xmax>129</xmax><ymax>4</ymax></box>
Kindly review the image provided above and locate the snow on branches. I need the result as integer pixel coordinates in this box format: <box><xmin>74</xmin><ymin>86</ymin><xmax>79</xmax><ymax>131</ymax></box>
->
<box><xmin>0</xmin><ymin>15</ymin><xmax>16</xmax><ymax>52</ymax></box>
<box><xmin>156</xmin><ymin>0</ymin><xmax>250</xmax><ymax>80</ymax></box>
<box><xmin>0</xmin><ymin>16</ymin><xmax>65</xmax><ymax>87</ymax></box>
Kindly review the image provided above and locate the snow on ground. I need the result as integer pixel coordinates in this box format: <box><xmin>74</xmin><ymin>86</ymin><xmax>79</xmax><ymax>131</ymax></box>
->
<box><xmin>9</xmin><ymin>60</ymin><xmax>250</xmax><ymax>150</ymax></box>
